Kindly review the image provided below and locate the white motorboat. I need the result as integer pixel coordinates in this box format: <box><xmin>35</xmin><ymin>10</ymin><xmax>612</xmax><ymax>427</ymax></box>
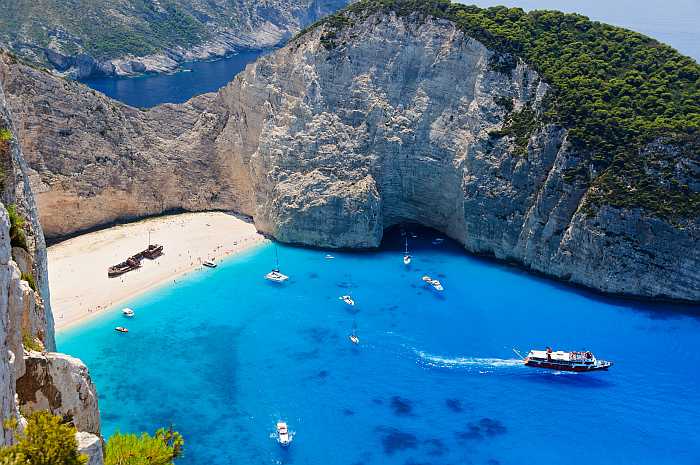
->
<box><xmin>421</xmin><ymin>275</ymin><xmax>444</xmax><ymax>291</ymax></box>
<box><xmin>277</xmin><ymin>421</ymin><xmax>291</xmax><ymax>447</ymax></box>
<box><xmin>122</xmin><ymin>308</ymin><xmax>135</xmax><ymax>317</ymax></box>
<box><xmin>115</xmin><ymin>326</ymin><xmax>129</xmax><ymax>333</ymax></box>
<box><xmin>265</xmin><ymin>246</ymin><xmax>289</xmax><ymax>282</ymax></box>
<box><xmin>325</xmin><ymin>254</ymin><xmax>335</xmax><ymax>260</ymax></box>
<box><xmin>339</xmin><ymin>295</ymin><xmax>355</xmax><ymax>306</ymax></box>
<box><xmin>203</xmin><ymin>260</ymin><xmax>217</xmax><ymax>268</ymax></box>
<box><xmin>432</xmin><ymin>237</ymin><xmax>444</xmax><ymax>245</ymax></box>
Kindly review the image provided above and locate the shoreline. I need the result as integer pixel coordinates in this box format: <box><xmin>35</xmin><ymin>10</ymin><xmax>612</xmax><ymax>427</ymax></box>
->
<box><xmin>49</xmin><ymin>212</ymin><xmax>266</xmax><ymax>332</ymax></box>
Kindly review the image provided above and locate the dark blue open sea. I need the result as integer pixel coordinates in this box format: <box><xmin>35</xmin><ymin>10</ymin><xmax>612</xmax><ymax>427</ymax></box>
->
<box><xmin>80</xmin><ymin>50</ymin><xmax>265</xmax><ymax>108</ymax></box>
<box><xmin>57</xmin><ymin>227</ymin><xmax>700</xmax><ymax>465</ymax></box>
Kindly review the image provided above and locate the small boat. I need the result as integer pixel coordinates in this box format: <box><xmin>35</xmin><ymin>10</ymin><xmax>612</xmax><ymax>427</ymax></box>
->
<box><xmin>265</xmin><ymin>246</ymin><xmax>289</xmax><ymax>282</ymax></box>
<box><xmin>325</xmin><ymin>254</ymin><xmax>335</xmax><ymax>260</ymax></box>
<box><xmin>203</xmin><ymin>260</ymin><xmax>217</xmax><ymax>268</ymax></box>
<box><xmin>349</xmin><ymin>322</ymin><xmax>359</xmax><ymax>344</ymax></box>
<box><xmin>403</xmin><ymin>237</ymin><xmax>411</xmax><ymax>265</ymax></box>
<box><xmin>339</xmin><ymin>295</ymin><xmax>355</xmax><ymax>306</ymax></box>
<box><xmin>521</xmin><ymin>347</ymin><xmax>613</xmax><ymax>372</ymax></box>
<box><xmin>421</xmin><ymin>275</ymin><xmax>444</xmax><ymax>291</ymax></box>
<box><xmin>432</xmin><ymin>238</ymin><xmax>444</xmax><ymax>245</ymax></box>
<box><xmin>265</xmin><ymin>269</ymin><xmax>289</xmax><ymax>282</ymax></box>
<box><xmin>115</xmin><ymin>326</ymin><xmax>129</xmax><ymax>333</ymax></box>
<box><xmin>276</xmin><ymin>421</ymin><xmax>291</xmax><ymax>447</ymax></box>
<box><xmin>122</xmin><ymin>308</ymin><xmax>135</xmax><ymax>317</ymax></box>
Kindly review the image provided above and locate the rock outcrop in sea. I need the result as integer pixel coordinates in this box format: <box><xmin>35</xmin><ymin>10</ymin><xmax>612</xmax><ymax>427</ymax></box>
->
<box><xmin>0</xmin><ymin>66</ymin><xmax>101</xmax><ymax>461</ymax></box>
<box><xmin>0</xmin><ymin>7</ymin><xmax>697</xmax><ymax>303</ymax></box>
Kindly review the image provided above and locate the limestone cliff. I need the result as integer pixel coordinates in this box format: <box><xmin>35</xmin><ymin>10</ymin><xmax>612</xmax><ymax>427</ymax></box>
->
<box><xmin>1</xmin><ymin>8</ymin><xmax>698</xmax><ymax>302</ymax></box>
<box><xmin>0</xmin><ymin>64</ymin><xmax>100</xmax><ymax>451</ymax></box>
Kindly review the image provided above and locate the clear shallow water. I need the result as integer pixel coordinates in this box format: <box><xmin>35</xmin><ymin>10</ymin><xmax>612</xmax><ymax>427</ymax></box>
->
<box><xmin>80</xmin><ymin>50</ymin><xmax>265</xmax><ymax>108</ymax></box>
<box><xmin>57</xmin><ymin>227</ymin><xmax>700</xmax><ymax>465</ymax></box>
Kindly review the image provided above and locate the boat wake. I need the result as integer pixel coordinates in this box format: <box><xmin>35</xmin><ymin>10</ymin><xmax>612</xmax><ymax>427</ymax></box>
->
<box><xmin>415</xmin><ymin>350</ymin><xmax>524</xmax><ymax>370</ymax></box>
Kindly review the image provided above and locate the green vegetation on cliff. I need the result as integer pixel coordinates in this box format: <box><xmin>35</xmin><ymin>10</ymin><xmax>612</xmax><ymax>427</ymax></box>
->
<box><xmin>105</xmin><ymin>427</ymin><xmax>184</xmax><ymax>465</ymax></box>
<box><xmin>0</xmin><ymin>411</ymin><xmax>86</xmax><ymax>465</ymax></box>
<box><xmin>301</xmin><ymin>0</ymin><xmax>700</xmax><ymax>220</ymax></box>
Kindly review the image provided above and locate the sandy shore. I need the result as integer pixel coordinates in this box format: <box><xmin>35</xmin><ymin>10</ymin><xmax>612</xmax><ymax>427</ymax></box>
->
<box><xmin>49</xmin><ymin>212</ymin><xmax>266</xmax><ymax>331</ymax></box>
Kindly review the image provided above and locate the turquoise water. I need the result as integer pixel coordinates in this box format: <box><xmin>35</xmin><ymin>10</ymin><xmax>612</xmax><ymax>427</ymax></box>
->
<box><xmin>57</xmin><ymin>227</ymin><xmax>700</xmax><ymax>465</ymax></box>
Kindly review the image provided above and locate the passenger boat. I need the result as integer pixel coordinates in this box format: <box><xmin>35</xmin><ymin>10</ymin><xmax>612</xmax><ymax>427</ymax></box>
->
<box><xmin>122</xmin><ymin>308</ymin><xmax>135</xmax><ymax>317</ymax></box>
<box><xmin>523</xmin><ymin>347</ymin><xmax>612</xmax><ymax>372</ymax></box>
<box><xmin>203</xmin><ymin>260</ymin><xmax>217</xmax><ymax>268</ymax></box>
<box><xmin>339</xmin><ymin>295</ymin><xmax>355</xmax><ymax>306</ymax></box>
<box><xmin>115</xmin><ymin>327</ymin><xmax>129</xmax><ymax>333</ymax></box>
<box><xmin>421</xmin><ymin>275</ymin><xmax>444</xmax><ymax>291</ymax></box>
<box><xmin>276</xmin><ymin>421</ymin><xmax>291</xmax><ymax>447</ymax></box>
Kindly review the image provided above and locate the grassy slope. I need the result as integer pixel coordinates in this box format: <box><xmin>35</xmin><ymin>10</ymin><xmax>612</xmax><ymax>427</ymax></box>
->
<box><xmin>299</xmin><ymin>0</ymin><xmax>700</xmax><ymax>222</ymax></box>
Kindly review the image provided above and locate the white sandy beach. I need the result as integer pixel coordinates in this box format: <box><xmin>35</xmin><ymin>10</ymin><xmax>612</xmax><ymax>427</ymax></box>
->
<box><xmin>49</xmin><ymin>212</ymin><xmax>266</xmax><ymax>330</ymax></box>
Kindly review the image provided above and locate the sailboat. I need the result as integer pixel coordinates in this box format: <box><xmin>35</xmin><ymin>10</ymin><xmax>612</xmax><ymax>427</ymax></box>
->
<box><xmin>349</xmin><ymin>321</ymin><xmax>359</xmax><ymax>344</ymax></box>
<box><xmin>265</xmin><ymin>245</ymin><xmax>289</xmax><ymax>283</ymax></box>
<box><xmin>403</xmin><ymin>237</ymin><xmax>412</xmax><ymax>265</ymax></box>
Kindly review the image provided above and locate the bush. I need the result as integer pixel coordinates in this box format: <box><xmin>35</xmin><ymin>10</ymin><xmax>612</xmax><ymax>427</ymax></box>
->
<box><xmin>20</xmin><ymin>272</ymin><xmax>37</xmax><ymax>291</ymax></box>
<box><xmin>22</xmin><ymin>330</ymin><xmax>43</xmax><ymax>352</ymax></box>
<box><xmin>6</xmin><ymin>205</ymin><xmax>28</xmax><ymax>251</ymax></box>
<box><xmin>105</xmin><ymin>426</ymin><xmax>184</xmax><ymax>465</ymax></box>
<box><xmin>0</xmin><ymin>411</ymin><xmax>87</xmax><ymax>465</ymax></box>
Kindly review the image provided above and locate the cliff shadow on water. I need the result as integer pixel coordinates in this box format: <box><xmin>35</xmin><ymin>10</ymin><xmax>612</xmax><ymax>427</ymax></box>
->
<box><xmin>380</xmin><ymin>223</ymin><xmax>700</xmax><ymax>321</ymax></box>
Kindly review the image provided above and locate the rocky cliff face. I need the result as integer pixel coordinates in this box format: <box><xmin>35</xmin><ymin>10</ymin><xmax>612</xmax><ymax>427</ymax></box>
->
<box><xmin>0</xmin><ymin>65</ymin><xmax>100</xmax><ymax>451</ymax></box>
<box><xmin>2</xmin><ymin>0</ymin><xmax>349</xmax><ymax>79</ymax></box>
<box><xmin>1</xmin><ymin>12</ymin><xmax>698</xmax><ymax>302</ymax></box>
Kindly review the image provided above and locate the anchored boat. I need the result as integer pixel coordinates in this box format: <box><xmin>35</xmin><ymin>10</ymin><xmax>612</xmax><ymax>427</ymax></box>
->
<box><xmin>276</xmin><ymin>421</ymin><xmax>291</xmax><ymax>447</ymax></box>
<box><xmin>339</xmin><ymin>295</ymin><xmax>355</xmax><ymax>306</ymax></box>
<box><xmin>265</xmin><ymin>246</ymin><xmax>289</xmax><ymax>282</ymax></box>
<box><xmin>203</xmin><ymin>260</ymin><xmax>217</xmax><ymax>268</ymax></box>
<box><xmin>522</xmin><ymin>347</ymin><xmax>612</xmax><ymax>372</ymax></box>
<box><xmin>403</xmin><ymin>237</ymin><xmax>412</xmax><ymax>265</ymax></box>
<box><xmin>122</xmin><ymin>308</ymin><xmax>135</xmax><ymax>317</ymax></box>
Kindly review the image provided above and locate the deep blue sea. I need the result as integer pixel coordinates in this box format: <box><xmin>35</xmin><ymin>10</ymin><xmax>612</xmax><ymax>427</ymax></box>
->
<box><xmin>81</xmin><ymin>1</ymin><xmax>698</xmax><ymax>109</ymax></box>
<box><xmin>80</xmin><ymin>50</ymin><xmax>265</xmax><ymax>108</ymax></box>
<box><xmin>57</xmin><ymin>227</ymin><xmax>700</xmax><ymax>465</ymax></box>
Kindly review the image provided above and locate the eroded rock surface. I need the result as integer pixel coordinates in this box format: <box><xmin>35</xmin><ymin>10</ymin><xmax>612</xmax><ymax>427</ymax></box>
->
<box><xmin>16</xmin><ymin>352</ymin><xmax>100</xmax><ymax>436</ymax></box>
<box><xmin>1</xmin><ymin>12</ymin><xmax>698</xmax><ymax>301</ymax></box>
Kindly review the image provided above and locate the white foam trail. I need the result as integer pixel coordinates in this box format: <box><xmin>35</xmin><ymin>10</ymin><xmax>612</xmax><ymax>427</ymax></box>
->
<box><xmin>415</xmin><ymin>350</ymin><xmax>524</xmax><ymax>369</ymax></box>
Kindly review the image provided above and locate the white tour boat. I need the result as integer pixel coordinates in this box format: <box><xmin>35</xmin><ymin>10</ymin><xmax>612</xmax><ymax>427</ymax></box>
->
<box><xmin>522</xmin><ymin>347</ymin><xmax>613</xmax><ymax>372</ymax></box>
<box><xmin>203</xmin><ymin>260</ymin><xmax>217</xmax><ymax>268</ymax></box>
<box><xmin>115</xmin><ymin>326</ymin><xmax>129</xmax><ymax>333</ymax></box>
<box><xmin>277</xmin><ymin>421</ymin><xmax>291</xmax><ymax>447</ymax></box>
<box><xmin>122</xmin><ymin>308</ymin><xmax>135</xmax><ymax>317</ymax></box>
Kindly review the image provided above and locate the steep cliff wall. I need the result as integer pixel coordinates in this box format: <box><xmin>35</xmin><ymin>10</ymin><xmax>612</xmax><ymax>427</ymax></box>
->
<box><xmin>1</xmin><ymin>9</ymin><xmax>698</xmax><ymax>302</ymax></box>
<box><xmin>0</xmin><ymin>64</ymin><xmax>100</xmax><ymax>450</ymax></box>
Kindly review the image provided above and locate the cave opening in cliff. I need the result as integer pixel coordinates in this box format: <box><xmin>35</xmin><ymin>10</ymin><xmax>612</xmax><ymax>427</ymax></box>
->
<box><xmin>381</xmin><ymin>223</ymin><xmax>463</xmax><ymax>256</ymax></box>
